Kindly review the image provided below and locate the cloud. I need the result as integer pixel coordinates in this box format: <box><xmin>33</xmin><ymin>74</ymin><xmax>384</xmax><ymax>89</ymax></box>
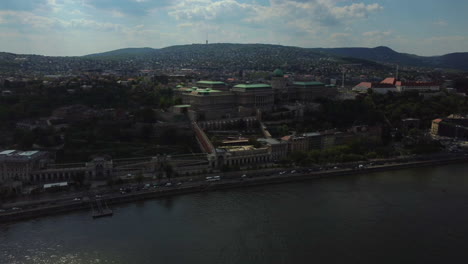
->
<box><xmin>0</xmin><ymin>0</ymin><xmax>49</xmax><ymax>11</ymax></box>
<box><xmin>0</xmin><ymin>10</ymin><xmax>123</xmax><ymax>32</ymax></box>
<box><xmin>332</xmin><ymin>3</ymin><xmax>383</xmax><ymax>19</ymax></box>
<box><xmin>82</xmin><ymin>0</ymin><xmax>173</xmax><ymax>16</ymax></box>
<box><xmin>433</xmin><ymin>20</ymin><xmax>448</xmax><ymax>26</ymax></box>
<box><xmin>169</xmin><ymin>0</ymin><xmax>260</xmax><ymax>22</ymax></box>
<box><xmin>169</xmin><ymin>0</ymin><xmax>383</xmax><ymax>32</ymax></box>
<box><xmin>362</xmin><ymin>30</ymin><xmax>392</xmax><ymax>38</ymax></box>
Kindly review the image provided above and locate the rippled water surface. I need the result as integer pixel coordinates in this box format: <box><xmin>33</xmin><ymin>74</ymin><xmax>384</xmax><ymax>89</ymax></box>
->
<box><xmin>2</xmin><ymin>164</ymin><xmax>468</xmax><ymax>263</ymax></box>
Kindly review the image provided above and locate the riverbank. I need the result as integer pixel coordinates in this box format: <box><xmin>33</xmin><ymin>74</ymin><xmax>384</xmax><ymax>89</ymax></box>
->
<box><xmin>1</xmin><ymin>154</ymin><xmax>468</xmax><ymax>223</ymax></box>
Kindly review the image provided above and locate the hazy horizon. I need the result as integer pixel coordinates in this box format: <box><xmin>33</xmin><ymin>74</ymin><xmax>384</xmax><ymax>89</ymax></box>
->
<box><xmin>1</xmin><ymin>0</ymin><xmax>468</xmax><ymax>57</ymax></box>
<box><xmin>0</xmin><ymin>43</ymin><xmax>457</xmax><ymax>58</ymax></box>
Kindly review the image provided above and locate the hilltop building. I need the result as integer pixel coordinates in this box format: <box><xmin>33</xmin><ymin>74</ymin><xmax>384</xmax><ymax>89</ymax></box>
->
<box><xmin>196</xmin><ymin>80</ymin><xmax>228</xmax><ymax>91</ymax></box>
<box><xmin>291</xmin><ymin>82</ymin><xmax>337</xmax><ymax>102</ymax></box>
<box><xmin>354</xmin><ymin>78</ymin><xmax>440</xmax><ymax>94</ymax></box>
<box><xmin>232</xmin><ymin>84</ymin><xmax>274</xmax><ymax>112</ymax></box>
<box><xmin>179</xmin><ymin>87</ymin><xmax>236</xmax><ymax>120</ymax></box>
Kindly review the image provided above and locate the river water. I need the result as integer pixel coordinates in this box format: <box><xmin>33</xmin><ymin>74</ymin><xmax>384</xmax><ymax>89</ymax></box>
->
<box><xmin>2</xmin><ymin>164</ymin><xmax>468</xmax><ymax>264</ymax></box>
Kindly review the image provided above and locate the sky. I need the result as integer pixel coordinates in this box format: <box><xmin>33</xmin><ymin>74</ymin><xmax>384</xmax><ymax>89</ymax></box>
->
<box><xmin>0</xmin><ymin>0</ymin><xmax>467</xmax><ymax>56</ymax></box>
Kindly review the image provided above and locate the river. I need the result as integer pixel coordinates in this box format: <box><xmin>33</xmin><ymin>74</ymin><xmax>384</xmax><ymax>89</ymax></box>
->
<box><xmin>1</xmin><ymin>164</ymin><xmax>468</xmax><ymax>263</ymax></box>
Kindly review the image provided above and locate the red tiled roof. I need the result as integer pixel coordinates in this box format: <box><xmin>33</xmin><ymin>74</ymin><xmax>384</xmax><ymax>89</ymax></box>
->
<box><xmin>381</xmin><ymin>78</ymin><xmax>396</xmax><ymax>85</ymax></box>
<box><xmin>354</xmin><ymin>82</ymin><xmax>396</xmax><ymax>89</ymax></box>
<box><xmin>354</xmin><ymin>82</ymin><xmax>372</xmax><ymax>89</ymax></box>
<box><xmin>433</xmin><ymin>119</ymin><xmax>443</xmax><ymax>124</ymax></box>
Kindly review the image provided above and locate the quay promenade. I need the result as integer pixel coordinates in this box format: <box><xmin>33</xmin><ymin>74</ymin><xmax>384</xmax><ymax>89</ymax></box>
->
<box><xmin>1</xmin><ymin>153</ymin><xmax>467</xmax><ymax>223</ymax></box>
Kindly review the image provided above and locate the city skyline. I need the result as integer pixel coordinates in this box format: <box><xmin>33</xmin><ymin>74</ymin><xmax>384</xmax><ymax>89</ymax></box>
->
<box><xmin>0</xmin><ymin>0</ymin><xmax>468</xmax><ymax>56</ymax></box>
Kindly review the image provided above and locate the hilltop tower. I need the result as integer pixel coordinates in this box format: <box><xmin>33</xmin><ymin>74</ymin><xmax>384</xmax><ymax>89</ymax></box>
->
<box><xmin>270</xmin><ymin>69</ymin><xmax>289</xmax><ymax>104</ymax></box>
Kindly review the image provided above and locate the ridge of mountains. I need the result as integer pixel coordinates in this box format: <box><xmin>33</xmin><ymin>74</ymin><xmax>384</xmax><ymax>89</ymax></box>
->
<box><xmin>1</xmin><ymin>44</ymin><xmax>468</xmax><ymax>73</ymax></box>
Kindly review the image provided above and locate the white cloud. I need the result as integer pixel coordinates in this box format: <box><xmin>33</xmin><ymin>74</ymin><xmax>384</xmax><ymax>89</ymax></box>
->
<box><xmin>0</xmin><ymin>10</ymin><xmax>123</xmax><ymax>32</ymax></box>
<box><xmin>169</xmin><ymin>0</ymin><xmax>259</xmax><ymax>21</ymax></box>
<box><xmin>433</xmin><ymin>20</ymin><xmax>448</xmax><ymax>26</ymax></box>
<box><xmin>362</xmin><ymin>30</ymin><xmax>392</xmax><ymax>37</ymax></box>
<box><xmin>331</xmin><ymin>3</ymin><xmax>383</xmax><ymax>19</ymax></box>
<box><xmin>169</xmin><ymin>0</ymin><xmax>383</xmax><ymax>29</ymax></box>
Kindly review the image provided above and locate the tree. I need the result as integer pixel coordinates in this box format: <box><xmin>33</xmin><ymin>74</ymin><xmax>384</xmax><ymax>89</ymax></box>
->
<box><xmin>140</xmin><ymin>124</ymin><xmax>154</xmax><ymax>141</ymax></box>
<box><xmin>135</xmin><ymin>173</ymin><xmax>144</xmax><ymax>184</ymax></box>
<box><xmin>278</xmin><ymin>124</ymin><xmax>289</xmax><ymax>136</ymax></box>
<box><xmin>174</xmin><ymin>97</ymin><xmax>183</xmax><ymax>105</ymax></box>
<box><xmin>164</xmin><ymin>164</ymin><xmax>173</xmax><ymax>179</ymax></box>
<box><xmin>136</xmin><ymin>107</ymin><xmax>156</xmax><ymax>123</ymax></box>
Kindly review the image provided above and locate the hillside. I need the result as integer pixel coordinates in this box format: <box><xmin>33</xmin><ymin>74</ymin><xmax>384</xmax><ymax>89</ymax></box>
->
<box><xmin>84</xmin><ymin>47</ymin><xmax>157</xmax><ymax>59</ymax></box>
<box><xmin>1</xmin><ymin>43</ymin><xmax>467</xmax><ymax>74</ymax></box>
<box><xmin>84</xmin><ymin>44</ymin><xmax>468</xmax><ymax>71</ymax></box>
<box><xmin>315</xmin><ymin>46</ymin><xmax>468</xmax><ymax>71</ymax></box>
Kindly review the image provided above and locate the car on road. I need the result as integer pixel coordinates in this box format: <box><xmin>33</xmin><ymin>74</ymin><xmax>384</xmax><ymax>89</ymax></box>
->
<box><xmin>165</xmin><ymin>182</ymin><xmax>173</xmax><ymax>187</ymax></box>
<box><xmin>11</xmin><ymin>207</ymin><xmax>22</xmax><ymax>211</ymax></box>
<box><xmin>73</xmin><ymin>197</ymin><xmax>81</xmax><ymax>201</ymax></box>
<box><xmin>241</xmin><ymin>174</ymin><xmax>247</xmax><ymax>178</ymax></box>
<box><xmin>206</xmin><ymin>176</ymin><xmax>221</xmax><ymax>182</ymax></box>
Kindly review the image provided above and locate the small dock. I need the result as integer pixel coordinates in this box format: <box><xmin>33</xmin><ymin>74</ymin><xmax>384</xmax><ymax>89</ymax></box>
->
<box><xmin>91</xmin><ymin>199</ymin><xmax>113</xmax><ymax>218</ymax></box>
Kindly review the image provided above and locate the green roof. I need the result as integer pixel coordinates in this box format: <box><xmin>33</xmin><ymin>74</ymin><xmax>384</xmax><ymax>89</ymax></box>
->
<box><xmin>233</xmin><ymin>84</ymin><xmax>272</xmax><ymax>89</ymax></box>
<box><xmin>273</xmin><ymin>69</ymin><xmax>284</xmax><ymax>77</ymax></box>
<box><xmin>197</xmin><ymin>89</ymin><xmax>222</xmax><ymax>94</ymax></box>
<box><xmin>293</xmin><ymin>81</ymin><xmax>325</xmax><ymax>86</ymax></box>
<box><xmin>197</xmin><ymin>81</ymin><xmax>226</xmax><ymax>85</ymax></box>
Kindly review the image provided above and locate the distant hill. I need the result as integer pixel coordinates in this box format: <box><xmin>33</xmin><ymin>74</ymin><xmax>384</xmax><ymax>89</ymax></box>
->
<box><xmin>430</xmin><ymin>52</ymin><xmax>468</xmax><ymax>71</ymax></box>
<box><xmin>1</xmin><ymin>44</ymin><xmax>468</xmax><ymax>74</ymax></box>
<box><xmin>314</xmin><ymin>46</ymin><xmax>468</xmax><ymax>71</ymax></box>
<box><xmin>82</xmin><ymin>43</ymin><xmax>386</xmax><ymax>70</ymax></box>
<box><xmin>83</xmin><ymin>43</ymin><xmax>349</xmax><ymax>71</ymax></box>
<box><xmin>84</xmin><ymin>47</ymin><xmax>157</xmax><ymax>58</ymax></box>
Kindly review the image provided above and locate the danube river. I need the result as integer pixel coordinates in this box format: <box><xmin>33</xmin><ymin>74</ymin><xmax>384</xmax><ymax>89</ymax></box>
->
<box><xmin>2</xmin><ymin>164</ymin><xmax>468</xmax><ymax>263</ymax></box>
